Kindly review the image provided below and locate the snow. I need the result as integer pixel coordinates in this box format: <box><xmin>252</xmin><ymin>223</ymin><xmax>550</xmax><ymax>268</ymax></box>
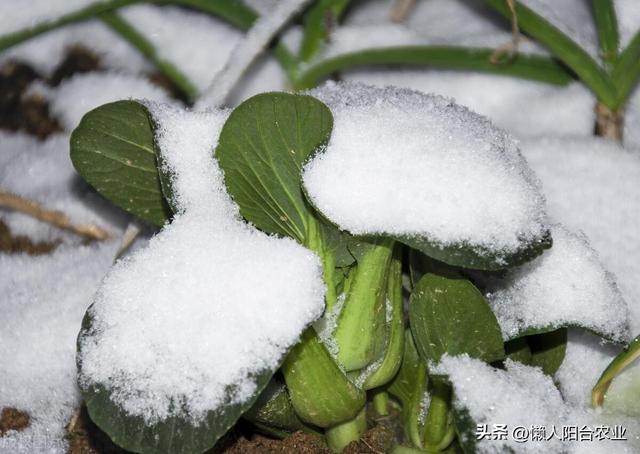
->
<box><xmin>303</xmin><ymin>82</ymin><xmax>548</xmax><ymax>259</ymax></box>
<box><xmin>197</xmin><ymin>0</ymin><xmax>309</xmax><ymax>108</ymax></box>
<box><xmin>343</xmin><ymin>71</ymin><xmax>595</xmax><ymax>139</ymax></box>
<box><xmin>434</xmin><ymin>354</ymin><xmax>640</xmax><ymax>453</ymax></box>
<box><xmin>77</xmin><ymin>104</ymin><xmax>325</xmax><ymax>423</ymax></box>
<box><xmin>0</xmin><ymin>241</ymin><xmax>119</xmax><ymax>454</ymax></box>
<box><xmin>556</xmin><ymin>329</ymin><xmax>622</xmax><ymax>409</ymax></box>
<box><xmin>0</xmin><ymin>19</ymin><xmax>149</xmax><ymax>76</ymax></box>
<box><xmin>0</xmin><ymin>0</ymin><xmax>100</xmax><ymax>37</ymax></box>
<box><xmin>0</xmin><ymin>132</ymin><xmax>123</xmax><ymax>453</ymax></box>
<box><xmin>616</xmin><ymin>0</ymin><xmax>640</xmax><ymax>49</ymax></box>
<box><xmin>0</xmin><ymin>133</ymin><xmax>126</xmax><ymax>243</ymax></box>
<box><xmin>33</xmin><ymin>72</ymin><xmax>173</xmax><ymax>131</ymax></box>
<box><xmin>521</xmin><ymin>137</ymin><xmax>640</xmax><ymax>333</ymax></box>
<box><xmin>120</xmin><ymin>5</ymin><xmax>242</xmax><ymax>92</ymax></box>
<box><xmin>325</xmin><ymin>0</ymin><xmax>545</xmax><ymax>58</ymax></box>
<box><xmin>486</xmin><ymin>225</ymin><xmax>630</xmax><ymax>342</ymax></box>
<box><xmin>433</xmin><ymin>354</ymin><xmax>568</xmax><ymax>453</ymax></box>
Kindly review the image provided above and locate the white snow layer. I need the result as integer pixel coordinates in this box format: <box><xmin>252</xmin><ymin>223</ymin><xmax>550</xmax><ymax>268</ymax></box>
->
<box><xmin>343</xmin><ymin>71</ymin><xmax>595</xmax><ymax>139</ymax></box>
<box><xmin>486</xmin><ymin>225</ymin><xmax>630</xmax><ymax>342</ymax></box>
<box><xmin>303</xmin><ymin>82</ymin><xmax>548</xmax><ymax>257</ymax></box>
<box><xmin>434</xmin><ymin>354</ymin><xmax>640</xmax><ymax>454</ymax></box>
<box><xmin>77</xmin><ymin>104</ymin><xmax>325</xmax><ymax>423</ymax></box>
<box><xmin>521</xmin><ymin>137</ymin><xmax>640</xmax><ymax>334</ymax></box>
<box><xmin>0</xmin><ymin>132</ymin><xmax>123</xmax><ymax>453</ymax></box>
<box><xmin>0</xmin><ymin>242</ymin><xmax>119</xmax><ymax>454</ymax></box>
<box><xmin>0</xmin><ymin>0</ymin><xmax>100</xmax><ymax>37</ymax></box>
<box><xmin>35</xmin><ymin>72</ymin><xmax>173</xmax><ymax>131</ymax></box>
<box><xmin>556</xmin><ymin>329</ymin><xmax>622</xmax><ymax>409</ymax></box>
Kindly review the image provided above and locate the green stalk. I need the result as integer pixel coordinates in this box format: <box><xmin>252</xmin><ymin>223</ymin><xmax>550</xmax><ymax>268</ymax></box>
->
<box><xmin>372</xmin><ymin>389</ymin><xmax>390</xmax><ymax>416</ymax></box>
<box><xmin>591</xmin><ymin>0</ymin><xmax>620</xmax><ymax>64</ymax></box>
<box><xmin>333</xmin><ymin>238</ymin><xmax>395</xmax><ymax>371</ymax></box>
<box><xmin>360</xmin><ymin>247</ymin><xmax>405</xmax><ymax>390</ymax></box>
<box><xmin>299</xmin><ymin>0</ymin><xmax>350</xmax><ymax>63</ymax></box>
<box><xmin>305</xmin><ymin>217</ymin><xmax>338</xmax><ymax>310</ymax></box>
<box><xmin>325</xmin><ymin>406</ymin><xmax>367</xmax><ymax>452</ymax></box>
<box><xmin>295</xmin><ymin>46</ymin><xmax>573</xmax><ymax>90</ymax></box>
<box><xmin>100</xmin><ymin>12</ymin><xmax>198</xmax><ymax>101</ymax></box>
<box><xmin>282</xmin><ymin>328</ymin><xmax>365</xmax><ymax>428</ymax></box>
<box><xmin>423</xmin><ymin>378</ymin><xmax>452</xmax><ymax>450</ymax></box>
<box><xmin>592</xmin><ymin>335</ymin><xmax>640</xmax><ymax>407</ymax></box>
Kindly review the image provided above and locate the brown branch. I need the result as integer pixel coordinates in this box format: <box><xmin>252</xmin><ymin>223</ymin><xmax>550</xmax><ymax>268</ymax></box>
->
<box><xmin>490</xmin><ymin>0</ymin><xmax>521</xmax><ymax>64</ymax></box>
<box><xmin>0</xmin><ymin>191</ymin><xmax>111</xmax><ymax>241</ymax></box>
<box><xmin>390</xmin><ymin>0</ymin><xmax>416</xmax><ymax>23</ymax></box>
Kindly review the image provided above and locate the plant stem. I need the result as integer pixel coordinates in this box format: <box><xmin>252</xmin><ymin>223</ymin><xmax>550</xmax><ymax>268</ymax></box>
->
<box><xmin>423</xmin><ymin>378</ymin><xmax>452</xmax><ymax>450</ymax></box>
<box><xmin>595</xmin><ymin>102</ymin><xmax>624</xmax><ymax>142</ymax></box>
<box><xmin>372</xmin><ymin>389</ymin><xmax>390</xmax><ymax>416</ymax></box>
<box><xmin>325</xmin><ymin>406</ymin><xmax>367</xmax><ymax>453</ymax></box>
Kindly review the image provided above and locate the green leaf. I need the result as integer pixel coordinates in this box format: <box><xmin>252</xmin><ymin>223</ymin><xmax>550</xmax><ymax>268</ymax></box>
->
<box><xmin>409</xmin><ymin>272</ymin><xmax>505</xmax><ymax>364</ymax></box>
<box><xmin>282</xmin><ymin>328</ymin><xmax>365</xmax><ymax>428</ymax></box>
<box><xmin>613</xmin><ymin>30</ymin><xmax>640</xmax><ymax>107</ymax></box>
<box><xmin>243</xmin><ymin>379</ymin><xmax>307</xmax><ymax>434</ymax></box>
<box><xmin>591</xmin><ymin>0</ymin><xmax>619</xmax><ymax>64</ymax></box>
<box><xmin>593</xmin><ymin>334</ymin><xmax>640</xmax><ymax>407</ymax></box>
<box><xmin>216</xmin><ymin>92</ymin><xmax>333</xmax><ymax>244</ymax></box>
<box><xmin>77</xmin><ymin>309</ymin><xmax>274</xmax><ymax>454</ymax></box>
<box><xmin>503</xmin><ymin>329</ymin><xmax>567</xmax><ymax>375</ymax></box>
<box><xmin>401</xmin><ymin>230</ymin><xmax>552</xmax><ymax>271</ymax></box>
<box><xmin>294</xmin><ymin>46</ymin><xmax>573</xmax><ymax>90</ymax></box>
<box><xmin>70</xmin><ymin>100</ymin><xmax>171</xmax><ymax>226</ymax></box>
<box><xmin>528</xmin><ymin>328</ymin><xmax>567</xmax><ymax>375</ymax></box>
<box><xmin>485</xmin><ymin>0</ymin><xmax>618</xmax><ymax>107</ymax></box>
<box><xmin>299</xmin><ymin>0</ymin><xmax>350</xmax><ymax>63</ymax></box>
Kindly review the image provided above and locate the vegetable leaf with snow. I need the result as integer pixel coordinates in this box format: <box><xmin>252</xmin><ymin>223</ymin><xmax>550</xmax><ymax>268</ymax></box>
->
<box><xmin>409</xmin><ymin>272</ymin><xmax>505</xmax><ymax>364</ymax></box>
<box><xmin>70</xmin><ymin>100</ymin><xmax>171</xmax><ymax>226</ymax></box>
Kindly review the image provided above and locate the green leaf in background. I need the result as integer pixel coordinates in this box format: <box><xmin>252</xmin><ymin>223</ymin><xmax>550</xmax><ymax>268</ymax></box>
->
<box><xmin>77</xmin><ymin>309</ymin><xmax>274</xmax><ymax>454</ymax></box>
<box><xmin>591</xmin><ymin>0</ymin><xmax>619</xmax><ymax>64</ymax></box>
<box><xmin>593</xmin><ymin>334</ymin><xmax>640</xmax><ymax>408</ymax></box>
<box><xmin>70</xmin><ymin>100</ymin><xmax>171</xmax><ymax>226</ymax></box>
<box><xmin>485</xmin><ymin>0</ymin><xmax>617</xmax><ymax>107</ymax></box>
<box><xmin>409</xmin><ymin>272</ymin><xmax>505</xmax><ymax>364</ymax></box>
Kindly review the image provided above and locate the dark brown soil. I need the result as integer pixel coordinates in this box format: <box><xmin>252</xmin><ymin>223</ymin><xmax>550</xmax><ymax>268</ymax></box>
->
<box><xmin>0</xmin><ymin>219</ymin><xmax>60</xmax><ymax>255</ymax></box>
<box><xmin>0</xmin><ymin>407</ymin><xmax>30</xmax><ymax>435</ymax></box>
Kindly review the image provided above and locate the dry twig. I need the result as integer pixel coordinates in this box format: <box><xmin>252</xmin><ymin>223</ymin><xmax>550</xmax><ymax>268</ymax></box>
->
<box><xmin>490</xmin><ymin>0</ymin><xmax>520</xmax><ymax>64</ymax></box>
<box><xmin>0</xmin><ymin>191</ymin><xmax>110</xmax><ymax>241</ymax></box>
<box><xmin>390</xmin><ymin>0</ymin><xmax>416</xmax><ymax>23</ymax></box>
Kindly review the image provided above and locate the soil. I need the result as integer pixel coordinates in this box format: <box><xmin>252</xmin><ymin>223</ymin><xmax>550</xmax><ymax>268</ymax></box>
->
<box><xmin>64</xmin><ymin>404</ymin><xmax>401</xmax><ymax>454</ymax></box>
<box><xmin>0</xmin><ymin>219</ymin><xmax>60</xmax><ymax>255</ymax></box>
<box><xmin>0</xmin><ymin>407</ymin><xmax>30</xmax><ymax>435</ymax></box>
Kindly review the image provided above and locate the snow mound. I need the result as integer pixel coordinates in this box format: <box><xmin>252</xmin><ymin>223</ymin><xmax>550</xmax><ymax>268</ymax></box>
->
<box><xmin>303</xmin><ymin>82</ymin><xmax>548</xmax><ymax>257</ymax></box>
<box><xmin>486</xmin><ymin>225</ymin><xmax>630</xmax><ymax>342</ymax></box>
<box><xmin>77</xmin><ymin>104</ymin><xmax>325</xmax><ymax>423</ymax></box>
<box><xmin>521</xmin><ymin>137</ymin><xmax>640</xmax><ymax>334</ymax></box>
